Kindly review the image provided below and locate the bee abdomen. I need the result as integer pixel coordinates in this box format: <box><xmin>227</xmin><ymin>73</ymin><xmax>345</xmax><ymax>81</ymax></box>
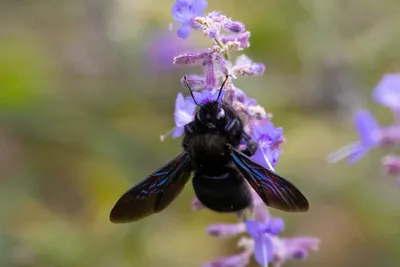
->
<box><xmin>192</xmin><ymin>168</ymin><xmax>251</xmax><ymax>212</ymax></box>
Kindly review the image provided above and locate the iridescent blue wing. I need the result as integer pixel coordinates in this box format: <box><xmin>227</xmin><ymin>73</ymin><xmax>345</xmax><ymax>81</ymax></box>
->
<box><xmin>110</xmin><ymin>152</ymin><xmax>192</xmax><ymax>223</ymax></box>
<box><xmin>230</xmin><ymin>149</ymin><xmax>309</xmax><ymax>212</ymax></box>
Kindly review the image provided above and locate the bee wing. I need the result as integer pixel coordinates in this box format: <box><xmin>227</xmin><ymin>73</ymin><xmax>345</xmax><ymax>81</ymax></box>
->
<box><xmin>230</xmin><ymin>149</ymin><xmax>309</xmax><ymax>212</ymax></box>
<box><xmin>110</xmin><ymin>152</ymin><xmax>192</xmax><ymax>223</ymax></box>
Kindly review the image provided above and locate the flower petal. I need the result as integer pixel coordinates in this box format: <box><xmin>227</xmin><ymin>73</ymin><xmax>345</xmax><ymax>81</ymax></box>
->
<box><xmin>187</xmin><ymin>91</ymin><xmax>203</xmax><ymax>105</ymax></box>
<box><xmin>254</xmin><ymin>235</ymin><xmax>273</xmax><ymax>266</ymax></box>
<box><xmin>354</xmin><ymin>109</ymin><xmax>380</xmax><ymax>147</ymax></box>
<box><xmin>177</xmin><ymin>24</ymin><xmax>193</xmax><ymax>39</ymax></box>
<box><xmin>203</xmin><ymin>252</ymin><xmax>251</xmax><ymax>267</ymax></box>
<box><xmin>245</xmin><ymin>220</ymin><xmax>261</xmax><ymax>238</ymax></box>
<box><xmin>372</xmin><ymin>73</ymin><xmax>400</xmax><ymax>110</ymax></box>
<box><xmin>267</xmin><ymin>218</ymin><xmax>285</xmax><ymax>235</ymax></box>
<box><xmin>172</xmin><ymin>126</ymin><xmax>184</xmax><ymax>138</ymax></box>
<box><xmin>192</xmin><ymin>0</ymin><xmax>208</xmax><ymax>15</ymax></box>
<box><xmin>346</xmin><ymin>144</ymin><xmax>368</xmax><ymax>164</ymax></box>
<box><xmin>175</xmin><ymin>93</ymin><xmax>185</xmax><ymax>111</ymax></box>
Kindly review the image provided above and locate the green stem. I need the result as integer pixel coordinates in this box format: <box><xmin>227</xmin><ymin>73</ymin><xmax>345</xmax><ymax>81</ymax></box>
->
<box><xmin>214</xmin><ymin>38</ymin><xmax>230</xmax><ymax>61</ymax></box>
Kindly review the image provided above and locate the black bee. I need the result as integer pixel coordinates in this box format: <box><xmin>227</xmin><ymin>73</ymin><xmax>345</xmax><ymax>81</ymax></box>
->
<box><xmin>110</xmin><ymin>76</ymin><xmax>309</xmax><ymax>223</ymax></box>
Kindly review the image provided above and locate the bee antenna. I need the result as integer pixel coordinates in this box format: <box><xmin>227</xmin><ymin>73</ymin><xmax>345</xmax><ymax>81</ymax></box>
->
<box><xmin>216</xmin><ymin>75</ymin><xmax>229</xmax><ymax>102</ymax></box>
<box><xmin>183</xmin><ymin>76</ymin><xmax>201</xmax><ymax>107</ymax></box>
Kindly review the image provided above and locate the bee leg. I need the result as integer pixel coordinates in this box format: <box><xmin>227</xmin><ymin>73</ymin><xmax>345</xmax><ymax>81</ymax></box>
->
<box><xmin>242</xmin><ymin>140</ymin><xmax>258</xmax><ymax>157</ymax></box>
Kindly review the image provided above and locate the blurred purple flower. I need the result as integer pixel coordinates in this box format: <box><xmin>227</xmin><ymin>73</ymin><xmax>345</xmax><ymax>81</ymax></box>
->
<box><xmin>146</xmin><ymin>31</ymin><xmax>190</xmax><ymax>72</ymax></box>
<box><xmin>172</xmin><ymin>0</ymin><xmax>208</xmax><ymax>39</ymax></box>
<box><xmin>192</xmin><ymin>197</ymin><xmax>206</xmax><ymax>210</ymax></box>
<box><xmin>382</xmin><ymin>155</ymin><xmax>400</xmax><ymax>176</ymax></box>
<box><xmin>187</xmin><ymin>89</ymin><xmax>226</xmax><ymax>105</ymax></box>
<box><xmin>328</xmin><ymin>109</ymin><xmax>381</xmax><ymax>164</ymax></box>
<box><xmin>160</xmin><ymin>93</ymin><xmax>196</xmax><ymax>140</ymax></box>
<box><xmin>372</xmin><ymin>73</ymin><xmax>400</xmax><ymax>111</ymax></box>
<box><xmin>203</xmin><ymin>250</ymin><xmax>252</xmax><ymax>267</ymax></box>
<box><xmin>251</xmin><ymin>121</ymin><xmax>283</xmax><ymax>169</ymax></box>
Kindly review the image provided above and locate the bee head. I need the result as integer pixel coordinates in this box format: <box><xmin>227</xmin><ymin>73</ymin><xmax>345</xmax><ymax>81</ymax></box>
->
<box><xmin>195</xmin><ymin>101</ymin><xmax>226</xmax><ymax>129</ymax></box>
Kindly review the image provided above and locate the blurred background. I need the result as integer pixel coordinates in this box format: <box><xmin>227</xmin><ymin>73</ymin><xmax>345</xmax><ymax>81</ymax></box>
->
<box><xmin>1</xmin><ymin>0</ymin><xmax>400</xmax><ymax>266</ymax></box>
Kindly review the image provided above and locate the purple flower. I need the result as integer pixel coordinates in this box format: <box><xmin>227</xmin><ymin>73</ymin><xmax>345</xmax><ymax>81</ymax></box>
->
<box><xmin>206</xmin><ymin>223</ymin><xmax>246</xmax><ymax>238</ymax></box>
<box><xmin>174</xmin><ymin>93</ymin><xmax>197</xmax><ymax>137</ymax></box>
<box><xmin>251</xmin><ymin>121</ymin><xmax>283</xmax><ymax>169</ymax></box>
<box><xmin>160</xmin><ymin>93</ymin><xmax>196</xmax><ymax>140</ymax></box>
<box><xmin>222</xmin><ymin>21</ymin><xmax>245</xmax><ymax>33</ymax></box>
<box><xmin>187</xmin><ymin>89</ymin><xmax>226</xmax><ymax>105</ymax></box>
<box><xmin>172</xmin><ymin>0</ymin><xmax>208</xmax><ymax>39</ymax></box>
<box><xmin>232</xmin><ymin>55</ymin><xmax>265</xmax><ymax>77</ymax></box>
<box><xmin>174</xmin><ymin>51</ymin><xmax>209</xmax><ymax>65</ymax></box>
<box><xmin>372</xmin><ymin>73</ymin><xmax>400</xmax><ymax>111</ymax></box>
<box><xmin>327</xmin><ymin>109</ymin><xmax>381</xmax><ymax>164</ymax></box>
<box><xmin>245</xmin><ymin>218</ymin><xmax>285</xmax><ymax>266</ymax></box>
<box><xmin>272</xmin><ymin>237</ymin><xmax>320</xmax><ymax>266</ymax></box>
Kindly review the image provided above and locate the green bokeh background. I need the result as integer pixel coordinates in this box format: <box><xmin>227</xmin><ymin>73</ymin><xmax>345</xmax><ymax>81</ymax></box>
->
<box><xmin>1</xmin><ymin>1</ymin><xmax>400</xmax><ymax>266</ymax></box>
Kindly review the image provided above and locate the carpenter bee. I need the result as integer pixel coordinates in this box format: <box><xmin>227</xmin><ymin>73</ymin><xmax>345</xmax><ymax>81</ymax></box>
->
<box><xmin>110</xmin><ymin>76</ymin><xmax>309</xmax><ymax>223</ymax></box>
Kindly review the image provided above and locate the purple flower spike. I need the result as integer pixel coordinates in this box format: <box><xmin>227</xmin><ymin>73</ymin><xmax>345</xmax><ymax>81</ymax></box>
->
<box><xmin>187</xmin><ymin>89</ymin><xmax>226</xmax><ymax>105</ymax></box>
<box><xmin>172</xmin><ymin>0</ymin><xmax>208</xmax><ymax>39</ymax></box>
<box><xmin>165</xmin><ymin>93</ymin><xmax>196</xmax><ymax>139</ymax></box>
<box><xmin>373</xmin><ymin>73</ymin><xmax>400</xmax><ymax>111</ymax></box>
<box><xmin>206</xmin><ymin>223</ymin><xmax>246</xmax><ymax>238</ymax></box>
<box><xmin>222</xmin><ymin>21</ymin><xmax>245</xmax><ymax>33</ymax></box>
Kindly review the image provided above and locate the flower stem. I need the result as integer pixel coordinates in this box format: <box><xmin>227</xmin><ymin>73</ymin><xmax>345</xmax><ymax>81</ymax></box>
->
<box><xmin>214</xmin><ymin>38</ymin><xmax>230</xmax><ymax>61</ymax></box>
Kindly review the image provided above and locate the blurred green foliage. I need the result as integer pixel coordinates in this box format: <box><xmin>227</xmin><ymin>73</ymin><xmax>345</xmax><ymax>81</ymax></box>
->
<box><xmin>1</xmin><ymin>0</ymin><xmax>400</xmax><ymax>266</ymax></box>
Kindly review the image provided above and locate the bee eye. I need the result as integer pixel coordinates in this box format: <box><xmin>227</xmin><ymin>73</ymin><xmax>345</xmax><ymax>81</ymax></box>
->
<box><xmin>216</xmin><ymin>108</ymin><xmax>225</xmax><ymax>120</ymax></box>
